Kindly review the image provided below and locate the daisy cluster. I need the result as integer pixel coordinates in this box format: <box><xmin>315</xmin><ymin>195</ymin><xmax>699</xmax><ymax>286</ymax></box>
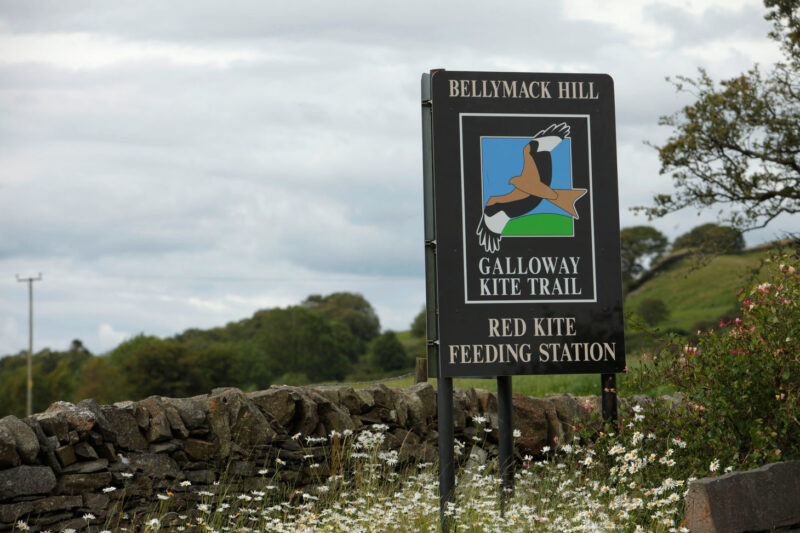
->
<box><xmin>58</xmin><ymin>402</ymin><xmax>723</xmax><ymax>533</ymax></box>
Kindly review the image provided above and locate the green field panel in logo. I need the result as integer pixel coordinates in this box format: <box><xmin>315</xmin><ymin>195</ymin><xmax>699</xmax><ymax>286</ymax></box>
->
<box><xmin>501</xmin><ymin>213</ymin><xmax>573</xmax><ymax>236</ymax></box>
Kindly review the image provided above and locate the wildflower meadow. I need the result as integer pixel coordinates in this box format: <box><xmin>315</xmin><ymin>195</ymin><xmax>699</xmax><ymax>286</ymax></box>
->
<box><xmin>15</xmin><ymin>408</ymin><xmax>714</xmax><ymax>533</ymax></box>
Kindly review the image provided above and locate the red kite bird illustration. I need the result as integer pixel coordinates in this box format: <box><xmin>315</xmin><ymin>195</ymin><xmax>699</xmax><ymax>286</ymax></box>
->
<box><xmin>476</xmin><ymin>122</ymin><xmax>587</xmax><ymax>253</ymax></box>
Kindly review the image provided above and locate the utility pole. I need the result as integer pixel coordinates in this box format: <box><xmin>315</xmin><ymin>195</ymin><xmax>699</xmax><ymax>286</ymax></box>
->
<box><xmin>16</xmin><ymin>273</ymin><xmax>42</xmax><ymax>416</ymax></box>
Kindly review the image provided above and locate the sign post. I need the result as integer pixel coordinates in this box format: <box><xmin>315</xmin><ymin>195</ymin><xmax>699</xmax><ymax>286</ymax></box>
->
<box><xmin>421</xmin><ymin>70</ymin><xmax>625</xmax><ymax>532</ymax></box>
<box><xmin>497</xmin><ymin>374</ymin><xmax>514</xmax><ymax>509</ymax></box>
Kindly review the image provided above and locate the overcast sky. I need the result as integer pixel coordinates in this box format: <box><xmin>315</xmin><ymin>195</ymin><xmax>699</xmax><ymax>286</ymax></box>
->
<box><xmin>1</xmin><ymin>0</ymin><xmax>797</xmax><ymax>356</ymax></box>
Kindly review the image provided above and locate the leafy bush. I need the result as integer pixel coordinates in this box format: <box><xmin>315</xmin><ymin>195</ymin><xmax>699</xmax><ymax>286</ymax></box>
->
<box><xmin>369</xmin><ymin>331</ymin><xmax>408</xmax><ymax>372</ymax></box>
<box><xmin>629</xmin><ymin>253</ymin><xmax>800</xmax><ymax>467</ymax></box>
<box><xmin>636</xmin><ymin>297</ymin><xmax>670</xmax><ymax>326</ymax></box>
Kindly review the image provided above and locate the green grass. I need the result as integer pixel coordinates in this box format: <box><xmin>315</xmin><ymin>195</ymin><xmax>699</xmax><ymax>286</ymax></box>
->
<box><xmin>502</xmin><ymin>213</ymin><xmax>573</xmax><ymax>236</ymax></box>
<box><xmin>355</xmin><ymin>372</ymin><xmax>600</xmax><ymax>397</ymax></box>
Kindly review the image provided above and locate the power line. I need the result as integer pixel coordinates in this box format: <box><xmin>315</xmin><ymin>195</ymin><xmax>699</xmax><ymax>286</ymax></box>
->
<box><xmin>16</xmin><ymin>273</ymin><xmax>42</xmax><ymax>417</ymax></box>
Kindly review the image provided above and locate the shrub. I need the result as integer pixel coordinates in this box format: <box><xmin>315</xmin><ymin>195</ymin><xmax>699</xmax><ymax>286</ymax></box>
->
<box><xmin>629</xmin><ymin>253</ymin><xmax>800</xmax><ymax>467</ymax></box>
<box><xmin>369</xmin><ymin>331</ymin><xmax>408</xmax><ymax>372</ymax></box>
<box><xmin>636</xmin><ymin>298</ymin><xmax>670</xmax><ymax>326</ymax></box>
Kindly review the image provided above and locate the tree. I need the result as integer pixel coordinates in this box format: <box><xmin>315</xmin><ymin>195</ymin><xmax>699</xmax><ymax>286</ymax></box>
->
<box><xmin>181</xmin><ymin>344</ymin><xmax>240</xmax><ymax>393</ymax></box>
<box><xmin>620</xmin><ymin>226</ymin><xmax>669</xmax><ymax>284</ymax></box>
<box><xmin>302</xmin><ymin>292</ymin><xmax>381</xmax><ymax>344</ymax></box>
<box><xmin>0</xmin><ymin>342</ymin><xmax>94</xmax><ymax>416</ymax></box>
<box><xmin>410</xmin><ymin>307</ymin><xmax>426</xmax><ymax>338</ymax></box>
<box><xmin>248</xmin><ymin>307</ymin><xmax>353</xmax><ymax>384</ymax></box>
<box><xmin>75</xmin><ymin>356</ymin><xmax>129</xmax><ymax>405</ymax></box>
<box><xmin>112</xmin><ymin>335</ymin><xmax>194</xmax><ymax>399</ymax></box>
<box><xmin>672</xmin><ymin>223</ymin><xmax>745</xmax><ymax>253</ymax></box>
<box><xmin>369</xmin><ymin>331</ymin><xmax>408</xmax><ymax>372</ymax></box>
<box><xmin>765</xmin><ymin>0</ymin><xmax>800</xmax><ymax>60</ymax></box>
<box><xmin>638</xmin><ymin>1</ymin><xmax>800</xmax><ymax>231</ymax></box>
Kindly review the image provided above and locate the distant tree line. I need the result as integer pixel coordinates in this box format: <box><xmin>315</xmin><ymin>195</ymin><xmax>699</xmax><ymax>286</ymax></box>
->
<box><xmin>0</xmin><ymin>292</ymin><xmax>418</xmax><ymax>418</ymax></box>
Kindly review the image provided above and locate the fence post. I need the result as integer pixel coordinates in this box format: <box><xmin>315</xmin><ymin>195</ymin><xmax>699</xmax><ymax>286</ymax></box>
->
<box><xmin>414</xmin><ymin>357</ymin><xmax>428</xmax><ymax>384</ymax></box>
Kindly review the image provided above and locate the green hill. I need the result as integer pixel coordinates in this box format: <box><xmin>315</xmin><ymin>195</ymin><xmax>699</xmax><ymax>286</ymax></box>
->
<box><xmin>623</xmin><ymin>248</ymin><xmax>774</xmax><ymax>353</ymax></box>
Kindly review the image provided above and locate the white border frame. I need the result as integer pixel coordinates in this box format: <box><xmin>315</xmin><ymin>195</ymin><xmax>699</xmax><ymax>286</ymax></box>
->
<box><xmin>460</xmin><ymin>112</ymin><xmax>598</xmax><ymax>304</ymax></box>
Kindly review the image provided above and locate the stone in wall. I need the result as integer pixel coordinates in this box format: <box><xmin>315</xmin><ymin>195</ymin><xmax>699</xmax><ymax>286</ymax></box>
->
<box><xmin>0</xmin><ymin>465</ymin><xmax>56</xmax><ymax>500</ymax></box>
<box><xmin>685</xmin><ymin>461</ymin><xmax>800</xmax><ymax>532</ymax></box>
<box><xmin>0</xmin><ymin>417</ymin><xmax>39</xmax><ymax>464</ymax></box>
<box><xmin>100</xmin><ymin>404</ymin><xmax>147</xmax><ymax>451</ymax></box>
<box><xmin>0</xmin><ymin>425</ymin><xmax>20</xmax><ymax>469</ymax></box>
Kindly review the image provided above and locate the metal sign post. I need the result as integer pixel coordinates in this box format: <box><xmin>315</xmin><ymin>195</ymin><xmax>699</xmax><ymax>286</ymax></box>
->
<box><xmin>422</xmin><ymin>70</ymin><xmax>625</xmax><ymax>532</ymax></box>
<box><xmin>422</xmin><ymin>71</ymin><xmax>456</xmax><ymax>532</ymax></box>
<box><xmin>497</xmin><ymin>375</ymin><xmax>514</xmax><ymax>511</ymax></box>
<box><xmin>602</xmin><ymin>373</ymin><xmax>618</xmax><ymax>422</ymax></box>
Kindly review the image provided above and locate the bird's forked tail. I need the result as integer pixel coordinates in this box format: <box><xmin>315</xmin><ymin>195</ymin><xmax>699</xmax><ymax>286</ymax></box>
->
<box><xmin>476</xmin><ymin>215</ymin><xmax>502</xmax><ymax>253</ymax></box>
<box><xmin>549</xmin><ymin>188</ymin><xmax>588</xmax><ymax>218</ymax></box>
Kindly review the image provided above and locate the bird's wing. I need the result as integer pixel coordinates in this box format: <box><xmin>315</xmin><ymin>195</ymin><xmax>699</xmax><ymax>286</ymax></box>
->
<box><xmin>531</xmin><ymin>122</ymin><xmax>570</xmax><ymax>152</ymax></box>
<box><xmin>532</xmin><ymin>122</ymin><xmax>570</xmax><ymax>141</ymax></box>
<box><xmin>509</xmin><ymin>147</ymin><xmax>557</xmax><ymax>200</ymax></box>
<box><xmin>486</xmin><ymin>187</ymin><xmax>530</xmax><ymax>206</ymax></box>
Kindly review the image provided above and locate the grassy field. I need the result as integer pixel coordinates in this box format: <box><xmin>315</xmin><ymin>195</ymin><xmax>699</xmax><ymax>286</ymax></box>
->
<box><xmin>625</xmin><ymin>249</ymin><xmax>771</xmax><ymax>335</ymax></box>
<box><xmin>354</xmin><ymin>372</ymin><xmax>600</xmax><ymax>396</ymax></box>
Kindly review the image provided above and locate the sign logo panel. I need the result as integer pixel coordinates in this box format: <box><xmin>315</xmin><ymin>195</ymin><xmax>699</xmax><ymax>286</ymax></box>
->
<box><xmin>461</xmin><ymin>114</ymin><xmax>596</xmax><ymax>304</ymax></box>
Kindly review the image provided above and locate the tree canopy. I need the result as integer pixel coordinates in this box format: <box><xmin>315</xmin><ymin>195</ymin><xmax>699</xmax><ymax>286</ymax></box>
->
<box><xmin>620</xmin><ymin>226</ymin><xmax>669</xmax><ymax>284</ymax></box>
<box><xmin>637</xmin><ymin>1</ymin><xmax>800</xmax><ymax>231</ymax></box>
<box><xmin>0</xmin><ymin>341</ymin><xmax>92</xmax><ymax>417</ymax></box>
<box><xmin>302</xmin><ymin>292</ymin><xmax>381</xmax><ymax>344</ymax></box>
<box><xmin>369</xmin><ymin>331</ymin><xmax>408</xmax><ymax>372</ymax></box>
<box><xmin>672</xmin><ymin>223</ymin><xmax>745</xmax><ymax>253</ymax></box>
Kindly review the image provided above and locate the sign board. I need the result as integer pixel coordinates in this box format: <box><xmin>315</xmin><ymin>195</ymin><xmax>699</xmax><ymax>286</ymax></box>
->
<box><xmin>427</xmin><ymin>71</ymin><xmax>625</xmax><ymax>377</ymax></box>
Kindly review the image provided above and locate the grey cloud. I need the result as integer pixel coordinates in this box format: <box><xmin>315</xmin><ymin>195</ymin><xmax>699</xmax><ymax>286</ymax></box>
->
<box><xmin>643</xmin><ymin>2</ymin><xmax>771</xmax><ymax>49</ymax></box>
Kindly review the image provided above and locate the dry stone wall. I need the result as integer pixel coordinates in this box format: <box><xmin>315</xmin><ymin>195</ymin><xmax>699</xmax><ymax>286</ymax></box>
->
<box><xmin>0</xmin><ymin>383</ymin><xmax>597</xmax><ymax>531</ymax></box>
